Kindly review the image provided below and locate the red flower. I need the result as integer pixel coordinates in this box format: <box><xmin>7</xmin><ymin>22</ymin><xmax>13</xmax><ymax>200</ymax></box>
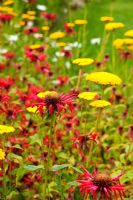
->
<box><xmin>76</xmin><ymin>165</ymin><xmax>126</xmax><ymax>200</ymax></box>
<box><xmin>4</xmin><ymin>51</ymin><xmax>15</xmax><ymax>59</ymax></box>
<box><xmin>0</xmin><ymin>13</ymin><xmax>14</xmax><ymax>23</ymax></box>
<box><xmin>41</xmin><ymin>12</ymin><xmax>57</xmax><ymax>21</ymax></box>
<box><xmin>71</xmin><ymin>131</ymin><xmax>97</xmax><ymax>148</ymax></box>
<box><xmin>0</xmin><ymin>77</ymin><xmax>15</xmax><ymax>90</ymax></box>
<box><xmin>24</xmin><ymin>26</ymin><xmax>39</xmax><ymax>35</ymax></box>
<box><xmin>0</xmin><ymin>103</ymin><xmax>23</xmax><ymax>120</ymax></box>
<box><xmin>32</xmin><ymin>91</ymin><xmax>77</xmax><ymax>117</ymax></box>
<box><xmin>64</xmin><ymin>23</ymin><xmax>75</xmax><ymax>35</ymax></box>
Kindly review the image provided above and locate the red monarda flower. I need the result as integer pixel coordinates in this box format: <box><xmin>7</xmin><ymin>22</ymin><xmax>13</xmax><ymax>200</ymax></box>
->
<box><xmin>34</xmin><ymin>91</ymin><xmax>77</xmax><ymax>116</ymax></box>
<box><xmin>71</xmin><ymin>131</ymin><xmax>97</xmax><ymax>148</ymax></box>
<box><xmin>24</xmin><ymin>26</ymin><xmax>39</xmax><ymax>35</ymax></box>
<box><xmin>76</xmin><ymin>165</ymin><xmax>126</xmax><ymax>200</ymax></box>
<box><xmin>0</xmin><ymin>13</ymin><xmax>14</xmax><ymax>23</ymax></box>
<box><xmin>41</xmin><ymin>12</ymin><xmax>57</xmax><ymax>21</ymax></box>
<box><xmin>64</xmin><ymin>23</ymin><xmax>75</xmax><ymax>35</ymax></box>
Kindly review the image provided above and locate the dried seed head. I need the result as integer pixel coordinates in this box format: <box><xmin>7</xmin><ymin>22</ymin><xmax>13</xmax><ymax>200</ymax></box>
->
<box><xmin>44</xmin><ymin>92</ymin><xmax>61</xmax><ymax>106</ymax></box>
<box><xmin>93</xmin><ymin>173</ymin><xmax>112</xmax><ymax>188</ymax></box>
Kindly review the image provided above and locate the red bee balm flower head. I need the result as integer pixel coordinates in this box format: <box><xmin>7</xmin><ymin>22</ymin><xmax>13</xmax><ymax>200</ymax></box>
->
<box><xmin>76</xmin><ymin>165</ymin><xmax>126</xmax><ymax>200</ymax></box>
<box><xmin>36</xmin><ymin>91</ymin><xmax>77</xmax><ymax>116</ymax></box>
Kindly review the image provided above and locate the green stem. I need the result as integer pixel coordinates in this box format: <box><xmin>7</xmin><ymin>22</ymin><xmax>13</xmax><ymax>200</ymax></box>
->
<box><xmin>96</xmin><ymin>31</ymin><xmax>110</xmax><ymax>62</ymax></box>
<box><xmin>96</xmin><ymin>108</ymin><xmax>102</xmax><ymax>132</ymax></box>
<box><xmin>45</xmin><ymin>115</ymin><xmax>55</xmax><ymax>200</ymax></box>
<box><xmin>2</xmin><ymin>134</ymin><xmax>7</xmax><ymax>200</ymax></box>
<box><xmin>76</xmin><ymin>69</ymin><xmax>82</xmax><ymax>90</ymax></box>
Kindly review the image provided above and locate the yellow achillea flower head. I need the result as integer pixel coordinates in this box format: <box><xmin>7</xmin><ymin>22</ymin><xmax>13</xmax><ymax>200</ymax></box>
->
<box><xmin>105</xmin><ymin>22</ymin><xmax>124</xmax><ymax>31</ymax></box>
<box><xmin>123</xmin><ymin>38</ymin><xmax>133</xmax><ymax>45</ymax></box>
<box><xmin>72</xmin><ymin>58</ymin><xmax>94</xmax><ymax>66</ymax></box>
<box><xmin>3</xmin><ymin>0</ymin><xmax>13</xmax><ymax>5</ymax></box>
<box><xmin>90</xmin><ymin>100</ymin><xmax>111</xmax><ymax>108</ymax></box>
<box><xmin>26</xmin><ymin>106</ymin><xmax>38</xmax><ymax>113</ymax></box>
<box><xmin>86</xmin><ymin>72</ymin><xmax>122</xmax><ymax>86</ymax></box>
<box><xmin>29</xmin><ymin>44</ymin><xmax>41</xmax><ymax>50</ymax></box>
<box><xmin>49</xmin><ymin>32</ymin><xmax>65</xmax><ymax>40</ymax></box>
<box><xmin>0</xmin><ymin>149</ymin><xmax>5</xmax><ymax>160</ymax></box>
<box><xmin>22</xmin><ymin>14</ymin><xmax>35</xmax><ymax>20</ymax></box>
<box><xmin>74</xmin><ymin>19</ymin><xmax>88</xmax><ymax>25</ymax></box>
<box><xmin>0</xmin><ymin>125</ymin><xmax>15</xmax><ymax>134</ymax></box>
<box><xmin>57</xmin><ymin>42</ymin><xmax>67</xmax><ymax>47</ymax></box>
<box><xmin>100</xmin><ymin>16</ymin><xmax>114</xmax><ymax>22</ymax></box>
<box><xmin>124</xmin><ymin>30</ymin><xmax>133</xmax><ymax>38</ymax></box>
<box><xmin>27</xmin><ymin>11</ymin><xmax>36</xmax><ymax>16</ymax></box>
<box><xmin>37</xmin><ymin>91</ymin><xmax>57</xmax><ymax>98</ymax></box>
<box><xmin>78</xmin><ymin>92</ymin><xmax>98</xmax><ymax>101</ymax></box>
<box><xmin>0</xmin><ymin>6</ymin><xmax>13</xmax><ymax>12</ymax></box>
<box><xmin>128</xmin><ymin>45</ymin><xmax>133</xmax><ymax>51</ymax></box>
<box><xmin>113</xmin><ymin>39</ymin><xmax>124</xmax><ymax>49</ymax></box>
<box><xmin>42</xmin><ymin>26</ymin><xmax>50</xmax><ymax>31</ymax></box>
<box><xmin>66</xmin><ymin>22</ymin><xmax>75</xmax><ymax>27</ymax></box>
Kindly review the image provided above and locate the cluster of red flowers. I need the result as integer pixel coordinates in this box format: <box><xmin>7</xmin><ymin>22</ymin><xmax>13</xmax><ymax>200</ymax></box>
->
<box><xmin>0</xmin><ymin>13</ymin><xmax>13</xmax><ymax>23</ymax></box>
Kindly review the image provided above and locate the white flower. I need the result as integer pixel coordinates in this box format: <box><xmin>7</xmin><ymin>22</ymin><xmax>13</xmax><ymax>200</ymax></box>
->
<box><xmin>33</xmin><ymin>33</ymin><xmax>43</xmax><ymax>38</ymax></box>
<box><xmin>69</xmin><ymin>42</ymin><xmax>82</xmax><ymax>48</ymax></box>
<box><xmin>8</xmin><ymin>35</ymin><xmax>18</xmax><ymax>42</ymax></box>
<box><xmin>64</xmin><ymin>46</ymin><xmax>72</xmax><ymax>51</ymax></box>
<box><xmin>65</xmin><ymin>61</ymin><xmax>71</xmax><ymax>69</ymax></box>
<box><xmin>0</xmin><ymin>48</ymin><xmax>8</xmax><ymax>54</ymax></box>
<box><xmin>27</xmin><ymin>21</ymin><xmax>34</xmax><ymax>27</ymax></box>
<box><xmin>52</xmin><ymin>80</ymin><xmax>60</xmax><ymax>85</ymax></box>
<box><xmin>37</xmin><ymin>4</ymin><xmax>47</xmax><ymax>11</ymax></box>
<box><xmin>90</xmin><ymin>38</ymin><xmax>101</xmax><ymax>45</ymax></box>
<box><xmin>55</xmin><ymin>52</ymin><xmax>64</xmax><ymax>57</ymax></box>
<box><xmin>52</xmin><ymin>57</ymin><xmax>58</xmax><ymax>62</ymax></box>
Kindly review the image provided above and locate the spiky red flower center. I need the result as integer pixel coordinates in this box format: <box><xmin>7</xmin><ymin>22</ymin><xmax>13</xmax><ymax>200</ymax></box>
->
<box><xmin>92</xmin><ymin>173</ymin><xmax>112</xmax><ymax>188</ymax></box>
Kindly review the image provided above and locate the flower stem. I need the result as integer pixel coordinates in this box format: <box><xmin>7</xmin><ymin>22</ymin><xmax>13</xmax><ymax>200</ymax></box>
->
<box><xmin>44</xmin><ymin>114</ymin><xmax>55</xmax><ymax>199</ymax></box>
<box><xmin>76</xmin><ymin>69</ymin><xmax>82</xmax><ymax>90</ymax></box>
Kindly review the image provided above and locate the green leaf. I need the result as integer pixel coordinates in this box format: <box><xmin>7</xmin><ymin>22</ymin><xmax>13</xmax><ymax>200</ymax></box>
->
<box><xmin>55</xmin><ymin>175</ymin><xmax>64</xmax><ymax>199</ymax></box>
<box><xmin>29</xmin><ymin>134</ymin><xmax>42</xmax><ymax>146</ymax></box>
<box><xmin>23</xmin><ymin>165</ymin><xmax>44</xmax><ymax>171</ymax></box>
<box><xmin>66</xmin><ymin>181</ymin><xmax>79</xmax><ymax>188</ymax></box>
<box><xmin>51</xmin><ymin>164</ymin><xmax>70</xmax><ymax>171</ymax></box>
<box><xmin>71</xmin><ymin>166</ymin><xmax>82</xmax><ymax>173</ymax></box>
<box><xmin>7</xmin><ymin>153</ymin><xmax>22</xmax><ymax>163</ymax></box>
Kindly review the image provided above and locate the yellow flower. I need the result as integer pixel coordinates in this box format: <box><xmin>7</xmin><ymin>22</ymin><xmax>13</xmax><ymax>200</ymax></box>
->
<box><xmin>100</xmin><ymin>16</ymin><xmax>114</xmax><ymax>22</ymax></box>
<box><xmin>72</xmin><ymin>58</ymin><xmax>94</xmax><ymax>66</ymax></box>
<box><xmin>74</xmin><ymin>19</ymin><xmax>88</xmax><ymax>25</ymax></box>
<box><xmin>105</xmin><ymin>22</ymin><xmax>124</xmax><ymax>31</ymax></box>
<box><xmin>66</xmin><ymin>22</ymin><xmax>75</xmax><ymax>27</ymax></box>
<box><xmin>22</xmin><ymin>14</ymin><xmax>35</xmax><ymax>20</ymax></box>
<box><xmin>27</xmin><ymin>11</ymin><xmax>36</xmax><ymax>16</ymax></box>
<box><xmin>42</xmin><ymin>26</ymin><xmax>50</xmax><ymax>31</ymax></box>
<box><xmin>0</xmin><ymin>149</ymin><xmax>5</xmax><ymax>160</ymax></box>
<box><xmin>124</xmin><ymin>30</ymin><xmax>133</xmax><ymax>38</ymax></box>
<box><xmin>0</xmin><ymin>6</ymin><xmax>13</xmax><ymax>12</ymax></box>
<box><xmin>29</xmin><ymin>44</ymin><xmax>41</xmax><ymax>50</ymax></box>
<box><xmin>0</xmin><ymin>125</ymin><xmax>15</xmax><ymax>134</ymax></box>
<box><xmin>57</xmin><ymin>42</ymin><xmax>67</xmax><ymax>47</ymax></box>
<box><xmin>37</xmin><ymin>91</ymin><xmax>57</xmax><ymax>98</ymax></box>
<box><xmin>113</xmin><ymin>39</ymin><xmax>124</xmax><ymax>49</ymax></box>
<box><xmin>3</xmin><ymin>0</ymin><xmax>13</xmax><ymax>5</ymax></box>
<box><xmin>19</xmin><ymin>20</ymin><xmax>25</xmax><ymax>26</ymax></box>
<box><xmin>78</xmin><ymin>92</ymin><xmax>97</xmax><ymax>101</ymax></box>
<box><xmin>49</xmin><ymin>32</ymin><xmax>65</xmax><ymax>40</ymax></box>
<box><xmin>86</xmin><ymin>72</ymin><xmax>122</xmax><ymax>86</ymax></box>
<box><xmin>123</xmin><ymin>38</ymin><xmax>133</xmax><ymax>45</ymax></box>
<box><xmin>26</xmin><ymin>106</ymin><xmax>38</xmax><ymax>113</ymax></box>
<box><xmin>90</xmin><ymin>100</ymin><xmax>111</xmax><ymax>108</ymax></box>
<box><xmin>128</xmin><ymin>45</ymin><xmax>133</xmax><ymax>51</ymax></box>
